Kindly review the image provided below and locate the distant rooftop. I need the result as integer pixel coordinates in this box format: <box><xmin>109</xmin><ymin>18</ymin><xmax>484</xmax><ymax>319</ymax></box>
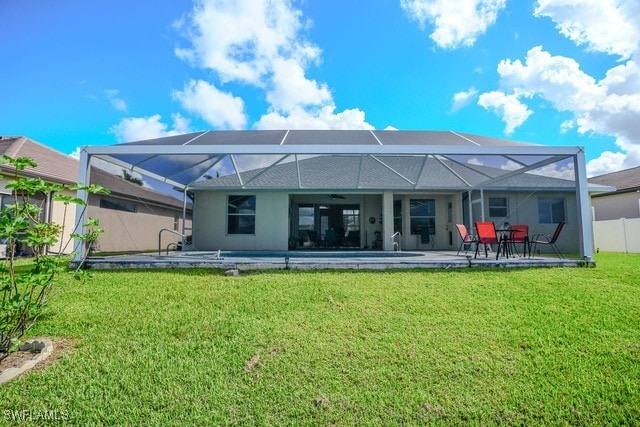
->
<box><xmin>0</xmin><ymin>136</ymin><xmax>185</xmax><ymax>209</ymax></box>
<box><xmin>0</xmin><ymin>136</ymin><xmax>78</xmax><ymax>184</ymax></box>
<box><xmin>588</xmin><ymin>165</ymin><xmax>640</xmax><ymax>192</ymax></box>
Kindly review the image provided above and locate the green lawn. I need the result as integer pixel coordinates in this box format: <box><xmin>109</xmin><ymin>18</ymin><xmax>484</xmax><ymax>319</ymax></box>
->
<box><xmin>1</xmin><ymin>253</ymin><xmax>639</xmax><ymax>425</ymax></box>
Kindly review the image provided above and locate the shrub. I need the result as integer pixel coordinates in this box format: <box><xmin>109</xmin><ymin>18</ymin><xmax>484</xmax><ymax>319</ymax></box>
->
<box><xmin>0</xmin><ymin>155</ymin><xmax>108</xmax><ymax>359</ymax></box>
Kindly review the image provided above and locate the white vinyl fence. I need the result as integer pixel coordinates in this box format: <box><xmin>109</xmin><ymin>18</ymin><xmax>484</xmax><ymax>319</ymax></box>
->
<box><xmin>593</xmin><ymin>218</ymin><xmax>640</xmax><ymax>253</ymax></box>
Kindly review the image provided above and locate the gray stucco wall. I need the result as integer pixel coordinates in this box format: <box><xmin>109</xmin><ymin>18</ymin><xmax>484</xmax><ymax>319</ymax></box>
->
<box><xmin>192</xmin><ymin>192</ymin><xmax>289</xmax><ymax>251</ymax></box>
<box><xmin>191</xmin><ymin>190</ymin><xmax>581</xmax><ymax>255</ymax></box>
<box><xmin>477</xmin><ymin>190</ymin><xmax>579</xmax><ymax>255</ymax></box>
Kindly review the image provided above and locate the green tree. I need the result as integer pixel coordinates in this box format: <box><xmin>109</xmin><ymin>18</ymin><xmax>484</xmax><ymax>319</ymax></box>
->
<box><xmin>122</xmin><ymin>169</ymin><xmax>143</xmax><ymax>186</ymax></box>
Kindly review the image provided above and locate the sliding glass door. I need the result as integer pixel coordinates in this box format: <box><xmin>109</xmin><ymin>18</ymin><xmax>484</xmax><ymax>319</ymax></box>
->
<box><xmin>295</xmin><ymin>203</ymin><xmax>360</xmax><ymax>248</ymax></box>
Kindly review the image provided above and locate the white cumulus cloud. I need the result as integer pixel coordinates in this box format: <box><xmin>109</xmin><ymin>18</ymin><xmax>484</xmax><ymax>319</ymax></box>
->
<box><xmin>480</xmin><ymin>45</ymin><xmax>640</xmax><ymax>174</ymax></box>
<box><xmin>586</xmin><ymin>150</ymin><xmax>628</xmax><ymax>176</ymax></box>
<box><xmin>109</xmin><ymin>113</ymin><xmax>192</xmax><ymax>143</ymax></box>
<box><xmin>104</xmin><ymin>89</ymin><xmax>128</xmax><ymax>112</ymax></box>
<box><xmin>172</xmin><ymin>79</ymin><xmax>247</xmax><ymax>129</ymax></box>
<box><xmin>401</xmin><ymin>0</ymin><xmax>507</xmax><ymax>49</ymax></box>
<box><xmin>255</xmin><ymin>105</ymin><xmax>374</xmax><ymax>130</ymax></box>
<box><xmin>451</xmin><ymin>87</ymin><xmax>479</xmax><ymax>112</ymax></box>
<box><xmin>267</xmin><ymin>58</ymin><xmax>332</xmax><ymax>111</ymax></box>
<box><xmin>530</xmin><ymin>162</ymin><xmax>576</xmax><ymax>180</ymax></box>
<box><xmin>477</xmin><ymin>91</ymin><xmax>533</xmax><ymax>134</ymax></box>
<box><xmin>174</xmin><ymin>0</ymin><xmax>374</xmax><ymax>129</ymax></box>
<box><xmin>560</xmin><ymin>119</ymin><xmax>575</xmax><ymax>133</ymax></box>
<box><xmin>535</xmin><ymin>0</ymin><xmax>640</xmax><ymax>60</ymax></box>
<box><xmin>174</xmin><ymin>0</ymin><xmax>313</xmax><ymax>85</ymax></box>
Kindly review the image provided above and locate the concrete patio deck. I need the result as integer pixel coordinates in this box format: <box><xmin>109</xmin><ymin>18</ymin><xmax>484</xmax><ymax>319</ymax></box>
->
<box><xmin>78</xmin><ymin>250</ymin><xmax>589</xmax><ymax>271</ymax></box>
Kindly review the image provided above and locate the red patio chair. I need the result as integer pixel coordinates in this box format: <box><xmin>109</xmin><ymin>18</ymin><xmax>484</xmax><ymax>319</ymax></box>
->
<box><xmin>455</xmin><ymin>224</ymin><xmax>478</xmax><ymax>256</ymax></box>
<box><xmin>529</xmin><ymin>221</ymin><xmax>565</xmax><ymax>259</ymax></box>
<box><xmin>506</xmin><ymin>224</ymin><xmax>529</xmax><ymax>257</ymax></box>
<box><xmin>474</xmin><ymin>221</ymin><xmax>501</xmax><ymax>259</ymax></box>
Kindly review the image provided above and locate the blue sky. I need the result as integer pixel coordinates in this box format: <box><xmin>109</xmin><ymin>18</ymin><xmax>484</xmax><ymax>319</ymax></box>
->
<box><xmin>1</xmin><ymin>0</ymin><xmax>639</xmax><ymax>177</ymax></box>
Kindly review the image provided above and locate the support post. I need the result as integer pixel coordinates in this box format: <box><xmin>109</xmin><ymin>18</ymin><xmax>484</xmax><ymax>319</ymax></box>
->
<box><xmin>72</xmin><ymin>149</ymin><xmax>91</xmax><ymax>262</ymax></box>
<box><xmin>181</xmin><ymin>187</ymin><xmax>188</xmax><ymax>247</ymax></box>
<box><xmin>382</xmin><ymin>191</ymin><xmax>394</xmax><ymax>251</ymax></box>
<box><xmin>574</xmin><ymin>149</ymin><xmax>594</xmax><ymax>260</ymax></box>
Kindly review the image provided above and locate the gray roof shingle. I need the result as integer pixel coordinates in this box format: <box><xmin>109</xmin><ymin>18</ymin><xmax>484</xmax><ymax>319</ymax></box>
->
<box><xmin>189</xmin><ymin>154</ymin><xmax>578</xmax><ymax>191</ymax></box>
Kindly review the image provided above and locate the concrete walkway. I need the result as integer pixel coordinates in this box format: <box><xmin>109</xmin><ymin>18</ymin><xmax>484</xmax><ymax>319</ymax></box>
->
<box><xmin>78</xmin><ymin>250</ymin><xmax>587</xmax><ymax>271</ymax></box>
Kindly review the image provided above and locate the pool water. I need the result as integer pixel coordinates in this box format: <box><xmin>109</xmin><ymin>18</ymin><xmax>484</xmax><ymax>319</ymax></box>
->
<box><xmin>183</xmin><ymin>250</ymin><xmax>423</xmax><ymax>258</ymax></box>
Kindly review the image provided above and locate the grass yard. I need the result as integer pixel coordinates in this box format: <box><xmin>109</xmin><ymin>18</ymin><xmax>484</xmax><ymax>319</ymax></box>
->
<box><xmin>1</xmin><ymin>253</ymin><xmax>639</xmax><ymax>425</ymax></box>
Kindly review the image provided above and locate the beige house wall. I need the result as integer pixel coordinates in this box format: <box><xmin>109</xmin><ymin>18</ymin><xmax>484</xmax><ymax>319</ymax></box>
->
<box><xmin>47</xmin><ymin>189</ymin><xmax>77</xmax><ymax>254</ymax></box>
<box><xmin>0</xmin><ymin>178</ymin><xmax>76</xmax><ymax>255</ymax></box>
<box><xmin>192</xmin><ymin>190</ymin><xmax>581</xmax><ymax>255</ymax></box>
<box><xmin>87</xmin><ymin>195</ymin><xmax>192</xmax><ymax>253</ymax></box>
<box><xmin>591</xmin><ymin>191</ymin><xmax>640</xmax><ymax>221</ymax></box>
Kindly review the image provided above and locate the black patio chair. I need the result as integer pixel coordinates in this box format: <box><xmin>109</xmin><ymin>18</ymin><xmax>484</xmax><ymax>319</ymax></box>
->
<box><xmin>417</xmin><ymin>225</ymin><xmax>435</xmax><ymax>249</ymax></box>
<box><xmin>324</xmin><ymin>229</ymin><xmax>338</xmax><ymax>248</ymax></box>
<box><xmin>529</xmin><ymin>221</ymin><xmax>565</xmax><ymax>259</ymax></box>
<box><xmin>345</xmin><ymin>230</ymin><xmax>360</xmax><ymax>248</ymax></box>
<box><xmin>306</xmin><ymin>230</ymin><xmax>320</xmax><ymax>247</ymax></box>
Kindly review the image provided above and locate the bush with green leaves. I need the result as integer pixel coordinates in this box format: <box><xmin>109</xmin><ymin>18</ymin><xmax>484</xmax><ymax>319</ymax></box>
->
<box><xmin>0</xmin><ymin>155</ymin><xmax>108</xmax><ymax>359</ymax></box>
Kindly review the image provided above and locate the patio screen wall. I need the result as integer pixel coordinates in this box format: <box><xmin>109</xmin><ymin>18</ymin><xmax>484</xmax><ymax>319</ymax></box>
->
<box><xmin>72</xmin><ymin>130</ymin><xmax>596</xmax><ymax>259</ymax></box>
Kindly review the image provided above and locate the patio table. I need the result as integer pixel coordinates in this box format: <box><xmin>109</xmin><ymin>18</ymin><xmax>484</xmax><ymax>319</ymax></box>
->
<box><xmin>494</xmin><ymin>229</ymin><xmax>512</xmax><ymax>259</ymax></box>
<box><xmin>495</xmin><ymin>229</ymin><xmax>530</xmax><ymax>259</ymax></box>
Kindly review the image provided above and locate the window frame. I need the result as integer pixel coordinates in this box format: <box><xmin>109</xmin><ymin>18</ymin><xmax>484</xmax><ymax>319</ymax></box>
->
<box><xmin>538</xmin><ymin>197</ymin><xmax>566</xmax><ymax>224</ymax></box>
<box><xmin>488</xmin><ymin>197</ymin><xmax>508</xmax><ymax>218</ymax></box>
<box><xmin>99</xmin><ymin>197</ymin><xmax>137</xmax><ymax>213</ymax></box>
<box><xmin>227</xmin><ymin>195</ymin><xmax>256</xmax><ymax>235</ymax></box>
<box><xmin>409</xmin><ymin>198</ymin><xmax>436</xmax><ymax>235</ymax></box>
<box><xmin>393</xmin><ymin>199</ymin><xmax>402</xmax><ymax>234</ymax></box>
<box><xmin>342</xmin><ymin>207</ymin><xmax>360</xmax><ymax>234</ymax></box>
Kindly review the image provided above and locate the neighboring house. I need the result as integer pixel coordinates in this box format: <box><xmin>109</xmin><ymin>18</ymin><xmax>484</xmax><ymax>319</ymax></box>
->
<box><xmin>0</xmin><ymin>136</ymin><xmax>79</xmax><ymax>254</ymax></box>
<box><xmin>588</xmin><ymin>166</ymin><xmax>640</xmax><ymax>253</ymax></box>
<box><xmin>86</xmin><ymin>167</ymin><xmax>192</xmax><ymax>253</ymax></box>
<box><xmin>0</xmin><ymin>136</ymin><xmax>191</xmax><ymax>254</ymax></box>
<box><xmin>76</xmin><ymin>130</ymin><xmax>599</xmax><ymax>258</ymax></box>
<box><xmin>588</xmin><ymin>165</ymin><xmax>640</xmax><ymax>220</ymax></box>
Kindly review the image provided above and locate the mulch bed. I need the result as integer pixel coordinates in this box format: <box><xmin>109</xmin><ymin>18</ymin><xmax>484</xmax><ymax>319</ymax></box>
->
<box><xmin>0</xmin><ymin>338</ymin><xmax>76</xmax><ymax>378</ymax></box>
